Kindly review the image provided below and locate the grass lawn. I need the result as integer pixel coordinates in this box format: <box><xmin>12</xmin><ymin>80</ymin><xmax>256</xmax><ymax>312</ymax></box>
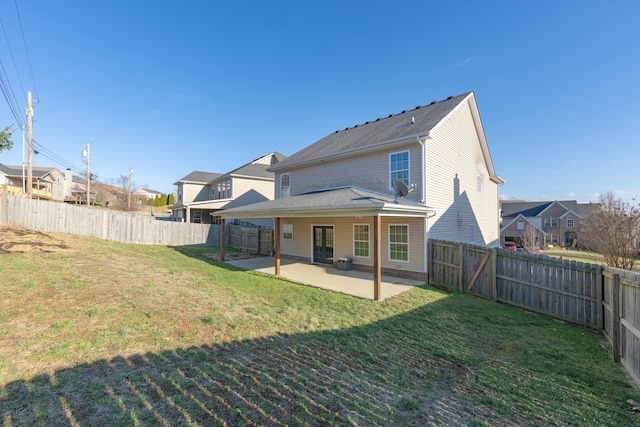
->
<box><xmin>1</xmin><ymin>227</ymin><xmax>638</xmax><ymax>426</ymax></box>
<box><xmin>543</xmin><ymin>248</ymin><xmax>640</xmax><ymax>272</ymax></box>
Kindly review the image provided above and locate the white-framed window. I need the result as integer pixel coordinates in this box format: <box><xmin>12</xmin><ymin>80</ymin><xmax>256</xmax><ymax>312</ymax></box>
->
<box><xmin>216</xmin><ymin>179</ymin><xmax>232</xmax><ymax>199</ymax></box>
<box><xmin>545</xmin><ymin>234</ymin><xmax>559</xmax><ymax>245</ymax></box>
<box><xmin>211</xmin><ymin>187</ymin><xmax>216</xmax><ymax>199</ymax></box>
<box><xmin>476</xmin><ymin>175</ymin><xmax>482</xmax><ymax>192</ymax></box>
<box><xmin>280</xmin><ymin>173</ymin><xmax>291</xmax><ymax>198</ymax></box>
<box><xmin>517</xmin><ymin>220</ymin><xmax>524</xmax><ymax>230</ymax></box>
<box><xmin>193</xmin><ymin>211</ymin><xmax>202</xmax><ymax>223</ymax></box>
<box><xmin>282</xmin><ymin>224</ymin><xmax>293</xmax><ymax>240</ymax></box>
<box><xmin>389</xmin><ymin>224</ymin><xmax>409</xmax><ymax>262</ymax></box>
<box><xmin>544</xmin><ymin>217</ymin><xmax>558</xmax><ymax>227</ymax></box>
<box><xmin>567</xmin><ymin>217</ymin><xmax>574</xmax><ymax>228</ymax></box>
<box><xmin>353</xmin><ymin>224</ymin><xmax>370</xmax><ymax>258</ymax></box>
<box><xmin>469</xmin><ymin>224</ymin><xmax>475</xmax><ymax>243</ymax></box>
<box><xmin>211</xmin><ymin>215</ymin><xmax>221</xmax><ymax>225</ymax></box>
<box><xmin>389</xmin><ymin>150</ymin><xmax>409</xmax><ymax>188</ymax></box>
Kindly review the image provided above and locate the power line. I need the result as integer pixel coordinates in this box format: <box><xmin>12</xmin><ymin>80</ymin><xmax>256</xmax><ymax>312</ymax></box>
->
<box><xmin>13</xmin><ymin>0</ymin><xmax>38</xmax><ymax>99</ymax></box>
<box><xmin>0</xmin><ymin>61</ymin><xmax>24</xmax><ymax>128</ymax></box>
<box><xmin>0</xmin><ymin>16</ymin><xmax>26</xmax><ymax>98</ymax></box>
<box><xmin>32</xmin><ymin>139</ymin><xmax>85</xmax><ymax>175</ymax></box>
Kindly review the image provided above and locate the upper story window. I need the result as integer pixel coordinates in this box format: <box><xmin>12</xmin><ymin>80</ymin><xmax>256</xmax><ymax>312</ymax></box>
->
<box><xmin>476</xmin><ymin>176</ymin><xmax>482</xmax><ymax>192</ymax></box>
<box><xmin>517</xmin><ymin>220</ymin><xmax>524</xmax><ymax>230</ymax></box>
<box><xmin>389</xmin><ymin>151</ymin><xmax>409</xmax><ymax>187</ymax></box>
<box><xmin>216</xmin><ymin>179</ymin><xmax>232</xmax><ymax>199</ymax></box>
<box><xmin>544</xmin><ymin>217</ymin><xmax>558</xmax><ymax>227</ymax></box>
<box><xmin>567</xmin><ymin>217</ymin><xmax>574</xmax><ymax>228</ymax></box>
<box><xmin>280</xmin><ymin>173</ymin><xmax>290</xmax><ymax>198</ymax></box>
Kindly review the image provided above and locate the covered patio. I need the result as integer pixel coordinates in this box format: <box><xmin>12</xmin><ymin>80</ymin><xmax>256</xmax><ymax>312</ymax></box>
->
<box><xmin>225</xmin><ymin>256</ymin><xmax>424</xmax><ymax>301</ymax></box>
<box><xmin>219</xmin><ymin>187</ymin><xmax>435</xmax><ymax>301</ymax></box>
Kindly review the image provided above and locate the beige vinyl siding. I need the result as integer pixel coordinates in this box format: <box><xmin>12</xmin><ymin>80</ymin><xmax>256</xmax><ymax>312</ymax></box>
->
<box><xmin>279</xmin><ymin>216</ymin><xmax>426</xmax><ymax>273</ymax></box>
<box><xmin>277</xmin><ymin>144</ymin><xmax>422</xmax><ymax>203</ymax></box>
<box><xmin>426</xmin><ymin>100</ymin><xmax>500</xmax><ymax>246</ymax></box>
<box><xmin>182</xmin><ymin>183</ymin><xmax>211</xmax><ymax>203</ymax></box>
<box><xmin>232</xmin><ymin>177</ymin><xmax>274</xmax><ymax>201</ymax></box>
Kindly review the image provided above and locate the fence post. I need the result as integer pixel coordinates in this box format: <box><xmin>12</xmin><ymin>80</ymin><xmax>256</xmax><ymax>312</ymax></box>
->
<box><xmin>427</xmin><ymin>239</ymin><xmax>433</xmax><ymax>285</ymax></box>
<box><xmin>596</xmin><ymin>266</ymin><xmax>603</xmax><ymax>335</ymax></box>
<box><xmin>458</xmin><ymin>243</ymin><xmax>464</xmax><ymax>292</ymax></box>
<box><xmin>490</xmin><ymin>248</ymin><xmax>497</xmax><ymax>301</ymax></box>
<box><xmin>612</xmin><ymin>273</ymin><xmax>620</xmax><ymax>363</ymax></box>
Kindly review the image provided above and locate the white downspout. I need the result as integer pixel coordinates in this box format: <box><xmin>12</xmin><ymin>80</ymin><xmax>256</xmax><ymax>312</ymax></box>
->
<box><xmin>417</xmin><ymin>136</ymin><xmax>430</xmax><ymax>274</ymax></box>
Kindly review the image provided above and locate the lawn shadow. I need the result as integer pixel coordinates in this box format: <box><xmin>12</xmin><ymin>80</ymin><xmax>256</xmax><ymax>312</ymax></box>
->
<box><xmin>2</xmin><ymin>292</ymin><xmax>636</xmax><ymax>426</ymax></box>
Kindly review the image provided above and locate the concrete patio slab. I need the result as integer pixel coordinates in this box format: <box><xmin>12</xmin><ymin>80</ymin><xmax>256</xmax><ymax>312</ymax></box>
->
<box><xmin>224</xmin><ymin>256</ymin><xmax>424</xmax><ymax>301</ymax></box>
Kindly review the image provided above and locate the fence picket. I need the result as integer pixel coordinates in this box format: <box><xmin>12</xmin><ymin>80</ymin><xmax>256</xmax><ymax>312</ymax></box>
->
<box><xmin>429</xmin><ymin>239</ymin><xmax>640</xmax><ymax>387</ymax></box>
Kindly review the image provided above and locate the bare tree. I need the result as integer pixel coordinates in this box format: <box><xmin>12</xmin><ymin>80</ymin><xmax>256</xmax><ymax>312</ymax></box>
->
<box><xmin>580</xmin><ymin>191</ymin><xmax>640</xmax><ymax>270</ymax></box>
<box><xmin>522</xmin><ymin>223</ymin><xmax>541</xmax><ymax>254</ymax></box>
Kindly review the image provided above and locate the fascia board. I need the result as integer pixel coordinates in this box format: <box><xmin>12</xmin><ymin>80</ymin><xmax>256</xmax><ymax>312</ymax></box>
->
<box><xmin>219</xmin><ymin>204</ymin><xmax>433</xmax><ymax>219</ymax></box>
<box><xmin>559</xmin><ymin>208</ymin><xmax>582</xmax><ymax>219</ymax></box>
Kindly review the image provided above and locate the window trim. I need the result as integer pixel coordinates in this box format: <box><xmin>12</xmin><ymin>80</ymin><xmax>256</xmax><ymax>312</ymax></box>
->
<box><xmin>517</xmin><ymin>220</ymin><xmax>524</xmax><ymax>231</ymax></box>
<box><xmin>567</xmin><ymin>217</ymin><xmax>574</xmax><ymax>228</ymax></box>
<box><xmin>388</xmin><ymin>223</ymin><xmax>410</xmax><ymax>263</ymax></box>
<box><xmin>282</xmin><ymin>223</ymin><xmax>293</xmax><ymax>240</ymax></box>
<box><xmin>389</xmin><ymin>150</ymin><xmax>410</xmax><ymax>189</ymax></box>
<box><xmin>544</xmin><ymin>217</ymin><xmax>558</xmax><ymax>227</ymax></box>
<box><xmin>280</xmin><ymin>173</ymin><xmax>291</xmax><ymax>198</ymax></box>
<box><xmin>193</xmin><ymin>211</ymin><xmax>202</xmax><ymax>223</ymax></box>
<box><xmin>353</xmin><ymin>224</ymin><xmax>370</xmax><ymax>259</ymax></box>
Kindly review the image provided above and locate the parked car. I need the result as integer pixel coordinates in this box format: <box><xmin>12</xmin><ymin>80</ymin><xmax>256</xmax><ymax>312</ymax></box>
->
<box><xmin>502</xmin><ymin>241</ymin><xmax>517</xmax><ymax>251</ymax></box>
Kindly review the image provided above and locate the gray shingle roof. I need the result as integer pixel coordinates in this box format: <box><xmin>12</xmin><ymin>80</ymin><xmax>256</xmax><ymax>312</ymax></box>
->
<box><xmin>0</xmin><ymin>163</ymin><xmax>56</xmax><ymax>179</ymax></box>
<box><xmin>210</xmin><ymin>152</ymin><xmax>288</xmax><ymax>183</ymax></box>
<box><xmin>502</xmin><ymin>200</ymin><xmax>591</xmax><ymax>218</ymax></box>
<box><xmin>220</xmin><ymin>186</ymin><xmax>434</xmax><ymax>218</ymax></box>
<box><xmin>270</xmin><ymin>93</ymin><xmax>472</xmax><ymax>171</ymax></box>
<box><xmin>176</xmin><ymin>171</ymin><xmax>222</xmax><ymax>184</ymax></box>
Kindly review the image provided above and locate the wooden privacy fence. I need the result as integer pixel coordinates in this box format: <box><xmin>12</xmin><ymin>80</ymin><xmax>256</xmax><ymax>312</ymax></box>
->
<box><xmin>227</xmin><ymin>224</ymin><xmax>273</xmax><ymax>255</ymax></box>
<box><xmin>0</xmin><ymin>194</ymin><xmax>220</xmax><ymax>246</ymax></box>
<box><xmin>428</xmin><ymin>239</ymin><xmax>640</xmax><ymax>386</ymax></box>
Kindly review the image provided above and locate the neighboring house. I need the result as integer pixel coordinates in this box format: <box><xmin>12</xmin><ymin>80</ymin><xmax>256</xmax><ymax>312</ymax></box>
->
<box><xmin>500</xmin><ymin>200</ymin><xmax>593</xmax><ymax>248</ymax></box>
<box><xmin>171</xmin><ymin>152</ymin><xmax>286</xmax><ymax>226</ymax></box>
<box><xmin>134</xmin><ymin>187</ymin><xmax>164</xmax><ymax>203</ymax></box>
<box><xmin>220</xmin><ymin>92</ymin><xmax>503</xmax><ymax>282</ymax></box>
<box><xmin>0</xmin><ymin>163</ymin><xmax>66</xmax><ymax>201</ymax></box>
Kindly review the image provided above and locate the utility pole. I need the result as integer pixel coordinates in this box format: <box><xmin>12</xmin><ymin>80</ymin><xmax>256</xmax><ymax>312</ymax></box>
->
<box><xmin>26</xmin><ymin>91</ymin><xmax>33</xmax><ymax>199</ymax></box>
<box><xmin>127</xmin><ymin>165</ymin><xmax>133</xmax><ymax>210</ymax></box>
<box><xmin>84</xmin><ymin>142</ymin><xmax>91</xmax><ymax>206</ymax></box>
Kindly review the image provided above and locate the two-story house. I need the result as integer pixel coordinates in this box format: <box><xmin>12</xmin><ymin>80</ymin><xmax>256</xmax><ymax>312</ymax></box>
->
<box><xmin>0</xmin><ymin>164</ymin><xmax>66</xmax><ymax>201</ymax></box>
<box><xmin>500</xmin><ymin>200</ymin><xmax>592</xmax><ymax>248</ymax></box>
<box><xmin>171</xmin><ymin>152</ymin><xmax>286</xmax><ymax>226</ymax></box>
<box><xmin>219</xmin><ymin>92</ymin><xmax>503</xmax><ymax>283</ymax></box>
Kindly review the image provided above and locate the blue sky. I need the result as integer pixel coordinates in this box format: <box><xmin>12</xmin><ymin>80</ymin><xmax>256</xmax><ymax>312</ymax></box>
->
<box><xmin>1</xmin><ymin>1</ymin><xmax>638</xmax><ymax>202</ymax></box>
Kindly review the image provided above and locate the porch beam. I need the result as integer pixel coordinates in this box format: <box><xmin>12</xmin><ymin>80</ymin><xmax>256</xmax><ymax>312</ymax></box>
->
<box><xmin>373</xmin><ymin>215</ymin><xmax>381</xmax><ymax>301</ymax></box>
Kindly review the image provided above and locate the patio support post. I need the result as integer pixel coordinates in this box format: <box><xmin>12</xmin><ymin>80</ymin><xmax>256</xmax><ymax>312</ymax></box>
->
<box><xmin>220</xmin><ymin>218</ymin><xmax>225</xmax><ymax>262</ymax></box>
<box><xmin>373</xmin><ymin>215</ymin><xmax>381</xmax><ymax>301</ymax></box>
<box><xmin>274</xmin><ymin>217</ymin><xmax>281</xmax><ymax>276</ymax></box>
